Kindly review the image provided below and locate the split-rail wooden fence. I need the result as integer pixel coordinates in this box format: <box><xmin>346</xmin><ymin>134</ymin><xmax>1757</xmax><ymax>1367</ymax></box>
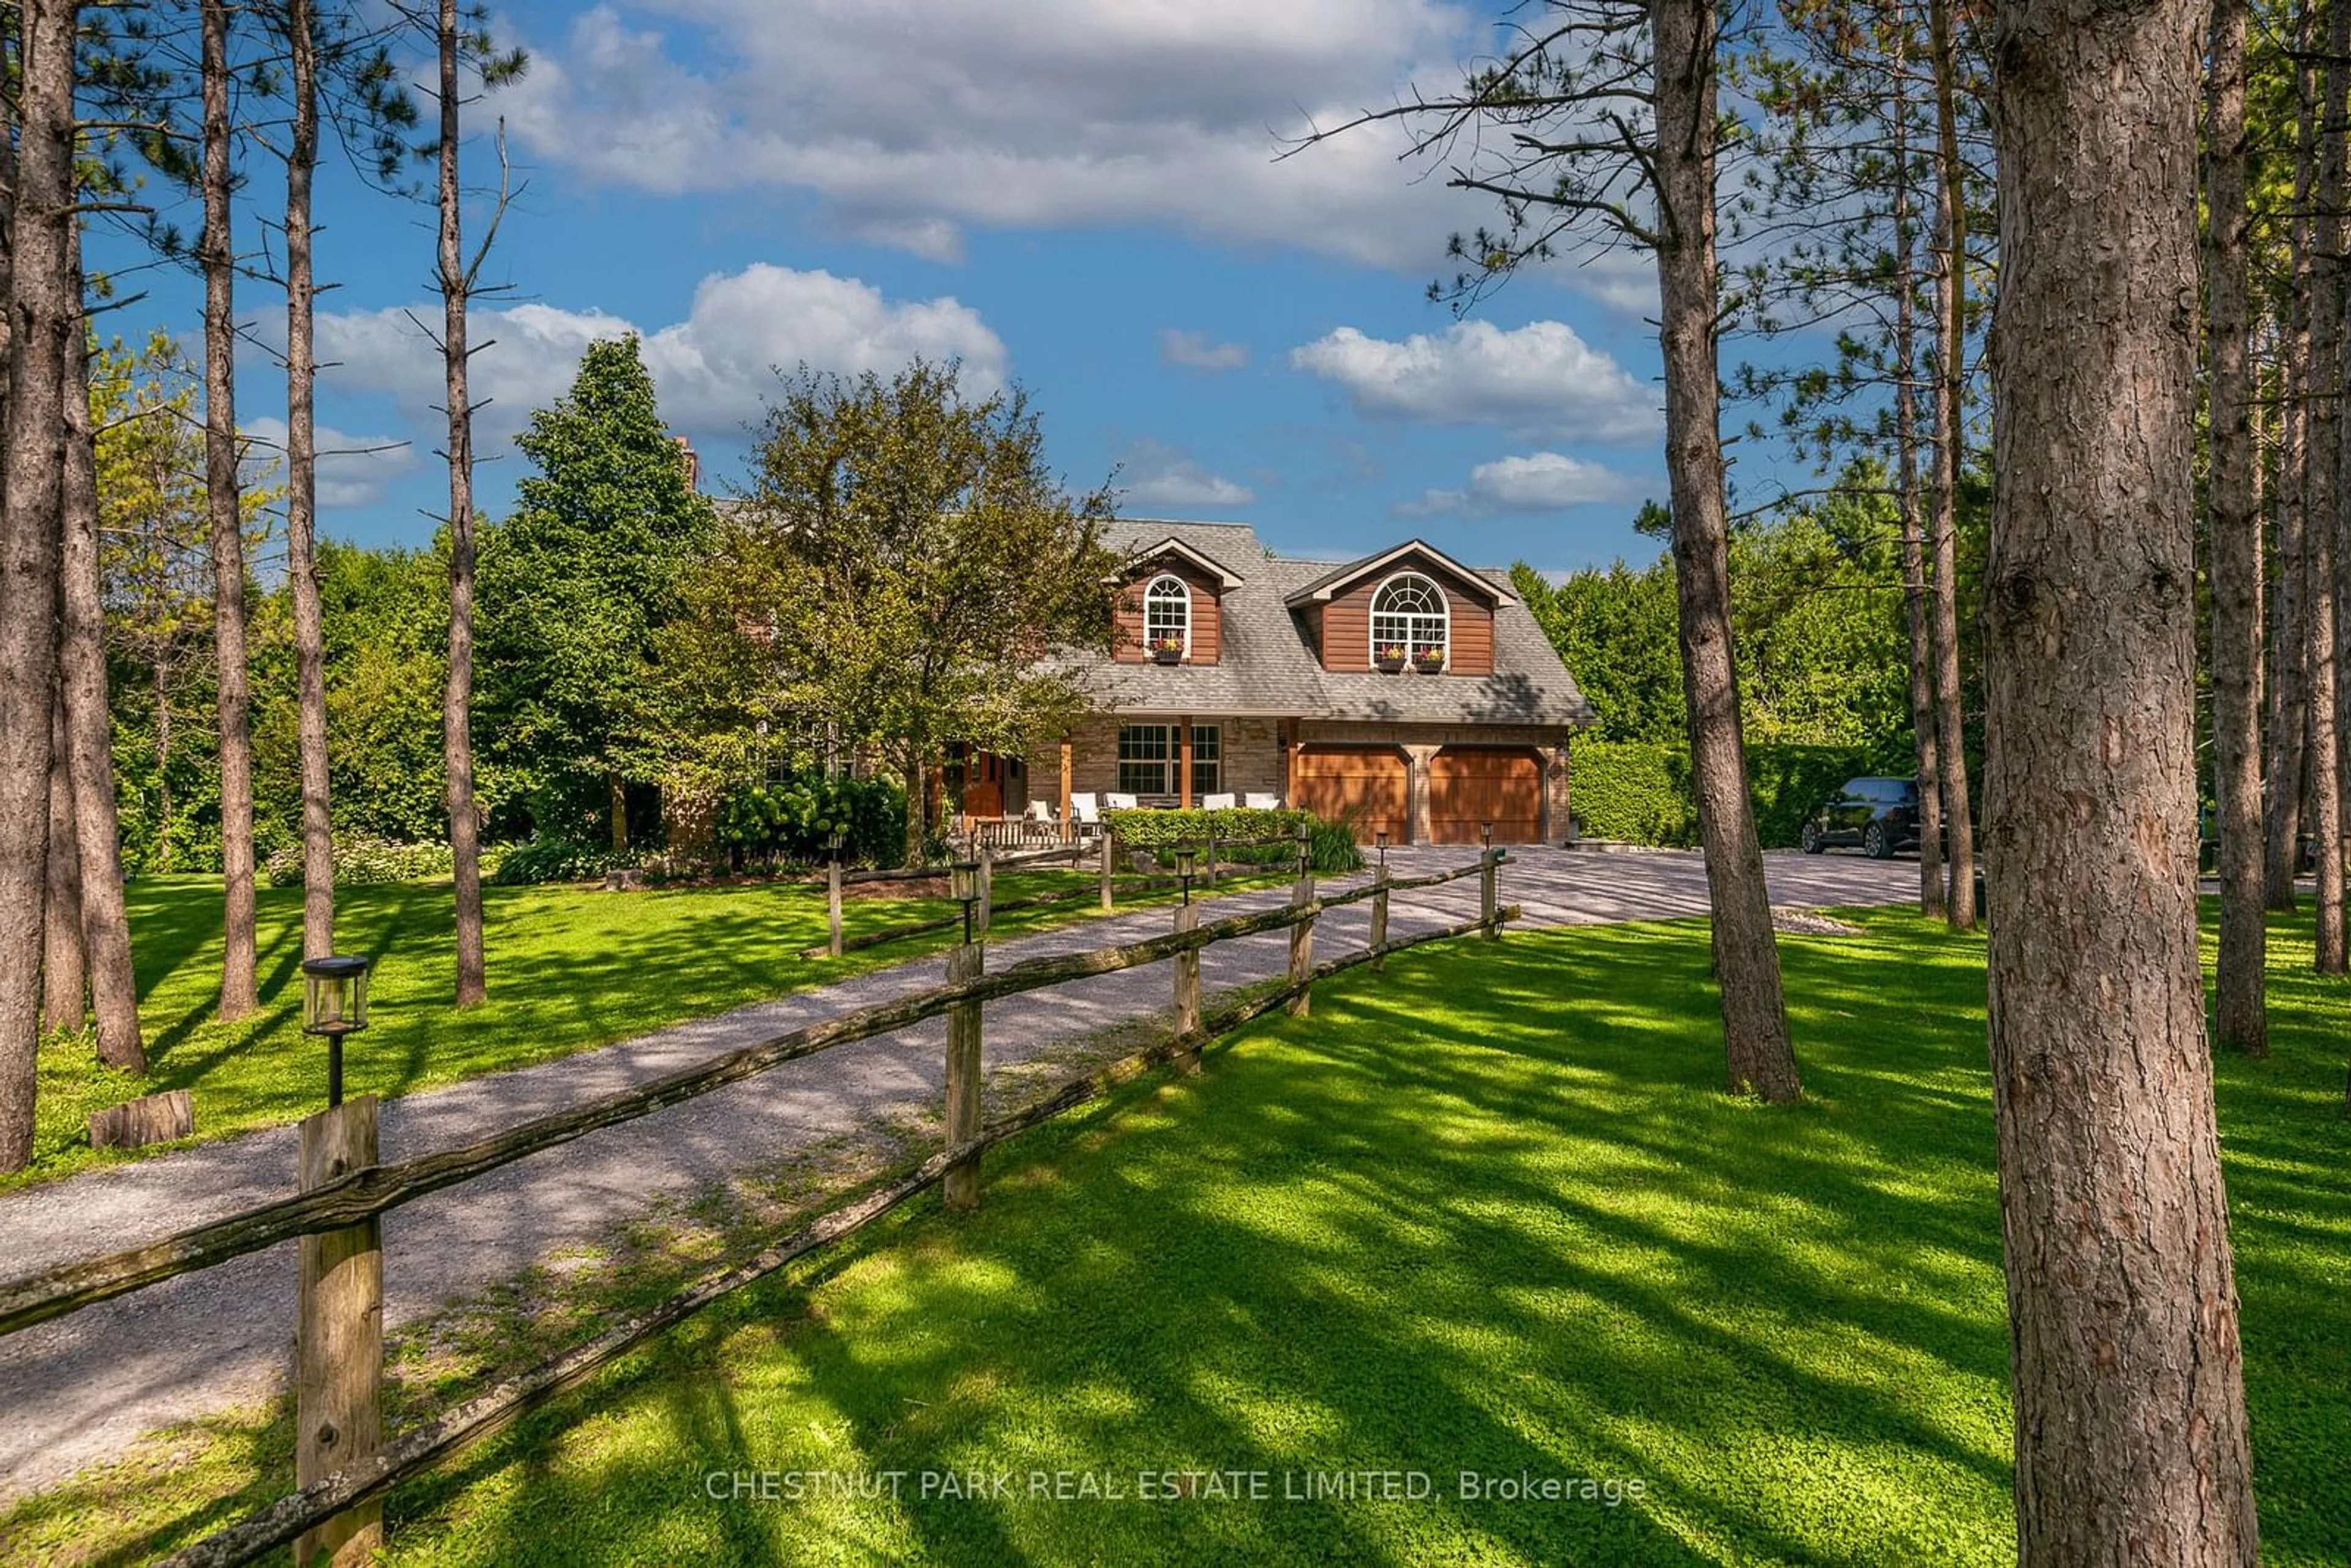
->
<box><xmin>0</xmin><ymin>833</ymin><xmax>1516</xmax><ymax>1567</ymax></box>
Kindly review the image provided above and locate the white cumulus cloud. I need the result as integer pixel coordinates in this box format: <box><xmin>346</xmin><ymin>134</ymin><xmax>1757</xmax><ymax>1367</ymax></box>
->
<box><xmin>307</xmin><ymin>264</ymin><xmax>1008</xmax><ymax>456</ymax></box>
<box><xmin>242</xmin><ymin>416</ymin><xmax>421</xmax><ymax>511</ymax></box>
<box><xmin>498</xmin><ymin>1</ymin><xmax>1491</xmax><ymax>276</ymax></box>
<box><xmin>1398</xmin><ymin>451</ymin><xmax>1639</xmax><ymax>517</ymax></box>
<box><xmin>1290</xmin><ymin>320</ymin><xmax>1659</xmax><ymax>443</ymax></box>
<box><xmin>1160</xmin><ymin>329</ymin><xmax>1250</xmax><ymax>372</ymax></box>
<box><xmin>1116</xmin><ymin>438</ymin><xmax>1256</xmax><ymax>509</ymax></box>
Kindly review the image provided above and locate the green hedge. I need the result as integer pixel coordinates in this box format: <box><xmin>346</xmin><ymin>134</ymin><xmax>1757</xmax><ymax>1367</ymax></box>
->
<box><xmin>261</xmin><ymin>834</ymin><xmax>455</xmax><ymax>888</ymax></box>
<box><xmin>1101</xmin><ymin>806</ymin><xmax>1365</xmax><ymax>875</ymax></box>
<box><xmin>489</xmin><ymin>836</ymin><xmax>629</xmax><ymax>887</ymax></box>
<box><xmin>1569</xmin><ymin>744</ymin><xmax>1698</xmax><ymax>847</ymax></box>
<box><xmin>1573</xmin><ymin>741</ymin><xmax>1905</xmax><ymax>849</ymax></box>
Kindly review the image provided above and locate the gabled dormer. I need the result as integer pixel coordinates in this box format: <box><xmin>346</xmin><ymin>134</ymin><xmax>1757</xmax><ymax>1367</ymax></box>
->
<box><xmin>1111</xmin><ymin>536</ymin><xmax>1244</xmax><ymax>666</ymax></box>
<box><xmin>1283</xmin><ymin>540</ymin><xmax>1515</xmax><ymax>677</ymax></box>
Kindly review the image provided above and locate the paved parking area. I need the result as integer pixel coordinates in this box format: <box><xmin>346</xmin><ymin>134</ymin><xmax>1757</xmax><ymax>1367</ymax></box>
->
<box><xmin>0</xmin><ymin>844</ymin><xmax>1919</xmax><ymax>1499</ymax></box>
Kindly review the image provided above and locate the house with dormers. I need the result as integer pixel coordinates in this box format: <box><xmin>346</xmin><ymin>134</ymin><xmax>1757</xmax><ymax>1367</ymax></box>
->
<box><xmin>983</xmin><ymin>520</ymin><xmax>1595</xmax><ymax>845</ymax></box>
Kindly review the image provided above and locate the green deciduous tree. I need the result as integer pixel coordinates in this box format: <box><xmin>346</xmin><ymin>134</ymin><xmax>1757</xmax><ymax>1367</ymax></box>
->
<box><xmin>716</xmin><ymin>360</ymin><xmax>1119</xmax><ymax>865</ymax></box>
<box><xmin>1518</xmin><ymin>473</ymin><xmax>1914</xmax><ymax>756</ymax></box>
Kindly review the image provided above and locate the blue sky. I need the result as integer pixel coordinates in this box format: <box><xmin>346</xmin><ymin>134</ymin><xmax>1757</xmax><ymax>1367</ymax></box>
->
<box><xmin>96</xmin><ymin>0</ymin><xmax>1793</xmax><ymax>576</ymax></box>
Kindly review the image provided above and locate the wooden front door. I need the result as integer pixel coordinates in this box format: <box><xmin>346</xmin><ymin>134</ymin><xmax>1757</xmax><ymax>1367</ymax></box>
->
<box><xmin>1292</xmin><ymin>745</ymin><xmax>1409</xmax><ymax>843</ymax></box>
<box><xmin>965</xmin><ymin>752</ymin><xmax>1005</xmax><ymax>819</ymax></box>
<box><xmin>1430</xmin><ymin>748</ymin><xmax>1543</xmax><ymax>844</ymax></box>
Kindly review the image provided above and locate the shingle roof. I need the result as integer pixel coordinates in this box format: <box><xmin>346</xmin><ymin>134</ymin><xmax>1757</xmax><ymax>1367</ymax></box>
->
<box><xmin>1084</xmin><ymin>519</ymin><xmax>1595</xmax><ymax>728</ymax></box>
<box><xmin>1283</xmin><ymin>538</ymin><xmax>1517</xmax><ymax>607</ymax></box>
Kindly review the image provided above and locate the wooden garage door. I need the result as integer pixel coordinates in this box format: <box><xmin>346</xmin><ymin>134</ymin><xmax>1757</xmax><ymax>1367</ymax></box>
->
<box><xmin>1430</xmin><ymin>748</ymin><xmax>1543</xmax><ymax>844</ymax></box>
<box><xmin>1292</xmin><ymin>745</ymin><xmax>1408</xmax><ymax>844</ymax></box>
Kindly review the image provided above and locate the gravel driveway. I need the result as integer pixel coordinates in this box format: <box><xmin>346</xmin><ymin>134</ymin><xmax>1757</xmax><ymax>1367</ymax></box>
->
<box><xmin>0</xmin><ymin>846</ymin><xmax>1915</xmax><ymax>1500</ymax></box>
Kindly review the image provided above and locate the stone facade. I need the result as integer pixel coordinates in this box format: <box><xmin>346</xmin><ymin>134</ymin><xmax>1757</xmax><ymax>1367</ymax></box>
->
<box><xmin>1023</xmin><ymin>714</ymin><xmax>1286</xmax><ymax>809</ymax></box>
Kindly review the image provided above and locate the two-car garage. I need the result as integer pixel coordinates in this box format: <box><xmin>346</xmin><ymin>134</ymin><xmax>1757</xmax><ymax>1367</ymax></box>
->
<box><xmin>1291</xmin><ymin>743</ymin><xmax>1546</xmax><ymax>845</ymax></box>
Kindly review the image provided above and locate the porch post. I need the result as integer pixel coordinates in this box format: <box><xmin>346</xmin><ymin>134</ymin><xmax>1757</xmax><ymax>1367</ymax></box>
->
<box><xmin>1179</xmin><ymin>716</ymin><xmax>1194</xmax><ymax>807</ymax></box>
<box><xmin>1404</xmin><ymin>743</ymin><xmax>1438</xmax><ymax>845</ymax></box>
<box><xmin>1059</xmin><ymin>734</ymin><xmax>1073</xmax><ymax>836</ymax></box>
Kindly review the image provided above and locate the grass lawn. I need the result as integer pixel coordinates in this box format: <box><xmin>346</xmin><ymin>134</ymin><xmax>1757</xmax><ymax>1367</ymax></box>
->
<box><xmin>16</xmin><ymin>904</ymin><xmax>2342</xmax><ymax>1565</ymax></box>
<box><xmin>16</xmin><ymin>865</ymin><xmax>1274</xmax><ymax>1192</ymax></box>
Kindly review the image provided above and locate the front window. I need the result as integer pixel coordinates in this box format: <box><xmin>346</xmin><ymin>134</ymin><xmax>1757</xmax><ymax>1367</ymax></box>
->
<box><xmin>1116</xmin><ymin>722</ymin><xmax>1221</xmax><ymax>799</ymax></box>
<box><xmin>1192</xmin><ymin>726</ymin><xmax>1220</xmax><ymax>796</ymax></box>
<box><xmin>1371</xmin><ymin>572</ymin><xmax>1449</xmax><ymax>670</ymax></box>
<box><xmin>1144</xmin><ymin>574</ymin><xmax>1191</xmax><ymax>658</ymax></box>
<box><xmin>1118</xmin><ymin>724</ymin><xmax>1172</xmax><ymax>795</ymax></box>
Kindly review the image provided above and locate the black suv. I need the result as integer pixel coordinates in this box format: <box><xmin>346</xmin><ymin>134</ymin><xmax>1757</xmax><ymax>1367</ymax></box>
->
<box><xmin>1799</xmin><ymin>776</ymin><xmax>1921</xmax><ymax>860</ymax></box>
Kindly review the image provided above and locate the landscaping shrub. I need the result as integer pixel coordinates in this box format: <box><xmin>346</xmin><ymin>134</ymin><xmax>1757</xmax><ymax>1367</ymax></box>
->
<box><xmin>489</xmin><ymin>836</ymin><xmax>627</xmax><ymax>887</ymax></box>
<box><xmin>261</xmin><ymin>834</ymin><xmax>454</xmax><ymax>888</ymax></box>
<box><xmin>1572</xmin><ymin>740</ymin><xmax>1911</xmax><ymax>848</ymax></box>
<box><xmin>714</xmin><ymin>773</ymin><xmax>906</xmax><ymax>869</ymax></box>
<box><xmin>1101</xmin><ymin>807</ymin><xmax>1365</xmax><ymax>874</ymax></box>
<box><xmin>1305</xmin><ymin>816</ymin><xmax>1366</xmax><ymax>874</ymax></box>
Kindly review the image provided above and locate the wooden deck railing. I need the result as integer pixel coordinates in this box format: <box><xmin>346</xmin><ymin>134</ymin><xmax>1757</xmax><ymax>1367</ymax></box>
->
<box><xmin>0</xmin><ymin>847</ymin><xmax>1515</xmax><ymax>1568</ymax></box>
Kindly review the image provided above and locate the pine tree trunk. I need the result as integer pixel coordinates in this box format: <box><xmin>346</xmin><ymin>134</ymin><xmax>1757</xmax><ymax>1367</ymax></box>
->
<box><xmin>152</xmin><ymin>661</ymin><xmax>174</xmax><ymax>873</ymax></box>
<box><xmin>1652</xmin><ymin>0</ymin><xmax>1798</xmax><ymax>1102</ymax></box>
<box><xmin>1</xmin><ymin>0</ymin><xmax>78</xmax><ymax>1171</ymax></box>
<box><xmin>1927</xmin><ymin>0</ymin><xmax>1978</xmax><ymax>931</ymax></box>
<box><xmin>202</xmin><ymin>0</ymin><xmax>258</xmax><ymax>1019</ymax></box>
<box><xmin>60</xmin><ymin>230</ymin><xmax>144</xmax><ymax>1074</ymax></box>
<box><xmin>1984</xmin><ymin>0</ymin><xmax>2261</xmax><ymax>1556</ymax></box>
<box><xmin>42</xmin><ymin>695</ymin><xmax>86</xmax><ymax>1035</ymax></box>
<box><xmin>286</xmin><ymin>0</ymin><xmax>334</xmax><ymax>961</ymax></box>
<box><xmin>2268</xmin><ymin>12</ymin><xmax>2318</xmax><ymax>913</ymax></box>
<box><xmin>2209</xmin><ymin>0</ymin><xmax>2268</xmax><ymax>1055</ymax></box>
<box><xmin>1892</xmin><ymin>43</ymin><xmax>1945</xmax><ymax>919</ymax></box>
<box><xmin>2310</xmin><ymin>3</ymin><xmax>2347</xmax><ymax>973</ymax></box>
<box><xmin>438</xmin><ymin>0</ymin><xmax>487</xmax><ymax>1007</ymax></box>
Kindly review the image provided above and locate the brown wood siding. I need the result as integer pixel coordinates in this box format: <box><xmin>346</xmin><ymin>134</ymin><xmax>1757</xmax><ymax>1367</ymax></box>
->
<box><xmin>1114</xmin><ymin>558</ymin><xmax>1221</xmax><ymax>664</ymax></box>
<box><xmin>1314</xmin><ymin>555</ymin><xmax>1496</xmax><ymax>675</ymax></box>
<box><xmin>1430</xmin><ymin>747</ymin><xmax>1543</xmax><ymax>843</ymax></box>
<box><xmin>1292</xmin><ymin>745</ymin><xmax>1409</xmax><ymax>842</ymax></box>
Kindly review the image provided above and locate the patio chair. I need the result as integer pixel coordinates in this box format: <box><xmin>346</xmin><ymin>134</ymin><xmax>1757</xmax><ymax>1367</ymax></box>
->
<box><xmin>1243</xmin><ymin>792</ymin><xmax>1281</xmax><ymax>811</ymax></box>
<box><xmin>1201</xmin><ymin>792</ymin><xmax>1237</xmax><ymax>811</ymax></box>
<box><xmin>1106</xmin><ymin>792</ymin><xmax>1139</xmax><ymax>811</ymax></box>
<box><xmin>1071</xmin><ymin>792</ymin><xmax>1102</xmax><ymax>827</ymax></box>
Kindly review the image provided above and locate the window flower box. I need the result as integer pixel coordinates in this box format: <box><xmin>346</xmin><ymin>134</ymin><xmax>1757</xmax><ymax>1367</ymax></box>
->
<box><xmin>1411</xmin><ymin>646</ymin><xmax>1446</xmax><ymax>674</ymax></box>
<box><xmin>1374</xmin><ymin>643</ymin><xmax>1408</xmax><ymax>674</ymax></box>
<box><xmin>1148</xmin><ymin>635</ymin><xmax>1185</xmax><ymax>664</ymax></box>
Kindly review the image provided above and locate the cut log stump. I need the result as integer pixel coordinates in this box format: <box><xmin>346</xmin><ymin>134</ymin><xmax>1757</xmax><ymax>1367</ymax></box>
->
<box><xmin>89</xmin><ymin>1089</ymin><xmax>194</xmax><ymax>1150</ymax></box>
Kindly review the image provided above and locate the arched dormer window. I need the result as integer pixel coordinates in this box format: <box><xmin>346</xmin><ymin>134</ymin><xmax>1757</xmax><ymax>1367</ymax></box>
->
<box><xmin>1144</xmin><ymin>574</ymin><xmax>1191</xmax><ymax>659</ymax></box>
<box><xmin>1371</xmin><ymin>572</ymin><xmax>1449</xmax><ymax>670</ymax></box>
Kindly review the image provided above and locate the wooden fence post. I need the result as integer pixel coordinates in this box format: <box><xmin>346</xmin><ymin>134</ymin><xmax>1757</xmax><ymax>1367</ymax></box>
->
<box><xmin>944</xmin><ymin>939</ymin><xmax>984</xmax><ymax>1211</ymax></box>
<box><xmin>1287</xmin><ymin>828</ymin><xmax>1314</xmax><ymax>1017</ymax></box>
<box><xmin>827</xmin><ymin>855</ymin><xmax>844</xmax><ymax>959</ymax></box>
<box><xmin>1099</xmin><ymin>828</ymin><xmax>1116</xmax><ymax>912</ymax></box>
<box><xmin>1370</xmin><ymin>860</ymin><xmax>1390</xmax><ymax>971</ymax></box>
<box><xmin>978</xmin><ymin>846</ymin><xmax>996</xmax><ymax>939</ymax></box>
<box><xmin>1173</xmin><ymin>895</ymin><xmax>1201</xmax><ymax>1073</ymax></box>
<box><xmin>296</xmin><ymin>1096</ymin><xmax>383</xmax><ymax>1568</ymax></box>
<box><xmin>1482</xmin><ymin>847</ymin><xmax>1501</xmax><ymax>939</ymax></box>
